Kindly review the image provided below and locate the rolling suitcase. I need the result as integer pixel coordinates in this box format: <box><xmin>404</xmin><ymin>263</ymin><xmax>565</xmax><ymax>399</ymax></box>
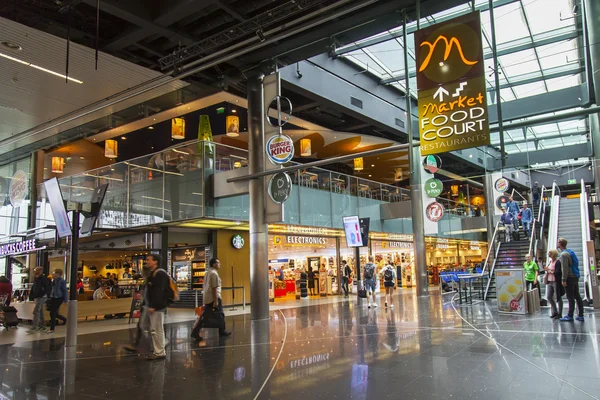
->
<box><xmin>1</xmin><ymin>305</ymin><xmax>19</xmax><ymax>329</ymax></box>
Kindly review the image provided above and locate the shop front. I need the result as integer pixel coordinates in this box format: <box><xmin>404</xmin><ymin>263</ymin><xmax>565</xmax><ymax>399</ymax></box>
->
<box><xmin>370</xmin><ymin>233</ymin><xmax>414</xmax><ymax>288</ymax></box>
<box><xmin>426</xmin><ymin>237</ymin><xmax>488</xmax><ymax>284</ymax></box>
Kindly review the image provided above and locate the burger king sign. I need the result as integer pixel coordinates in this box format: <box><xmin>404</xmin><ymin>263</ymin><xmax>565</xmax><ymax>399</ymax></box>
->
<box><xmin>266</xmin><ymin>135</ymin><xmax>294</xmax><ymax>165</ymax></box>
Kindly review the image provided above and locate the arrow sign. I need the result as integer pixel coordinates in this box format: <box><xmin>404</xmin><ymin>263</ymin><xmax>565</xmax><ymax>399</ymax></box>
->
<box><xmin>433</xmin><ymin>86</ymin><xmax>449</xmax><ymax>102</ymax></box>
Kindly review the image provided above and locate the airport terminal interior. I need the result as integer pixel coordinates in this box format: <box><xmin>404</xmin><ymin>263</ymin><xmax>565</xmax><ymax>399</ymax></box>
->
<box><xmin>0</xmin><ymin>0</ymin><xmax>600</xmax><ymax>398</ymax></box>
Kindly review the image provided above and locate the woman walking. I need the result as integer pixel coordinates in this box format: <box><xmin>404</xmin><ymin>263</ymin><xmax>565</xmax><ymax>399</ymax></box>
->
<box><xmin>545</xmin><ymin>250</ymin><xmax>564</xmax><ymax>319</ymax></box>
<box><xmin>307</xmin><ymin>267</ymin><xmax>316</xmax><ymax>296</ymax></box>
<box><xmin>48</xmin><ymin>269</ymin><xmax>68</xmax><ymax>333</ymax></box>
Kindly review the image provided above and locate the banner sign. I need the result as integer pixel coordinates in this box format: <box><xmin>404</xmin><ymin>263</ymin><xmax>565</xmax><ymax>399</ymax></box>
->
<box><xmin>0</xmin><ymin>239</ymin><xmax>45</xmax><ymax>257</ymax></box>
<box><xmin>415</xmin><ymin>12</ymin><xmax>490</xmax><ymax>155</ymax></box>
<box><xmin>496</xmin><ymin>269</ymin><xmax>527</xmax><ymax>314</ymax></box>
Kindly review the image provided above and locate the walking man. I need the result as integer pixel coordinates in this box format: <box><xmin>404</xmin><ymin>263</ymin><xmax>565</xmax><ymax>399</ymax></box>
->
<box><xmin>341</xmin><ymin>260</ymin><xmax>351</xmax><ymax>297</ymax></box>
<box><xmin>29</xmin><ymin>266</ymin><xmax>49</xmax><ymax>332</ymax></box>
<box><xmin>506</xmin><ymin>196</ymin><xmax>520</xmax><ymax>235</ymax></box>
<box><xmin>191</xmin><ymin>258</ymin><xmax>231</xmax><ymax>341</ymax></box>
<box><xmin>557</xmin><ymin>238</ymin><xmax>584</xmax><ymax>322</ymax></box>
<box><xmin>521</xmin><ymin>203</ymin><xmax>533</xmax><ymax>238</ymax></box>
<box><xmin>363</xmin><ymin>256</ymin><xmax>378</xmax><ymax>308</ymax></box>
<box><xmin>500</xmin><ymin>209</ymin><xmax>514</xmax><ymax>242</ymax></box>
<box><xmin>146</xmin><ymin>254</ymin><xmax>170</xmax><ymax>360</ymax></box>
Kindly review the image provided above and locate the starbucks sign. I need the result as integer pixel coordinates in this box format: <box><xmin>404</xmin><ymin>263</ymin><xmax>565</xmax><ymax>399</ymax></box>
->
<box><xmin>231</xmin><ymin>234</ymin><xmax>245</xmax><ymax>250</ymax></box>
<box><xmin>424</xmin><ymin>178</ymin><xmax>443</xmax><ymax>198</ymax></box>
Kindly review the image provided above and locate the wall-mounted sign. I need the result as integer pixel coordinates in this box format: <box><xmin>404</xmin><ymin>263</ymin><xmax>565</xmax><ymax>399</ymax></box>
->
<box><xmin>268</xmin><ymin>172</ymin><xmax>292</xmax><ymax>204</ymax></box>
<box><xmin>9</xmin><ymin>170</ymin><xmax>28</xmax><ymax>208</ymax></box>
<box><xmin>496</xmin><ymin>195</ymin><xmax>510</xmax><ymax>210</ymax></box>
<box><xmin>436</xmin><ymin>238</ymin><xmax>449</xmax><ymax>250</ymax></box>
<box><xmin>426</xmin><ymin>202</ymin><xmax>445</xmax><ymax>222</ymax></box>
<box><xmin>381</xmin><ymin>241</ymin><xmax>413</xmax><ymax>249</ymax></box>
<box><xmin>422</xmin><ymin>155</ymin><xmax>442</xmax><ymax>174</ymax></box>
<box><xmin>273</xmin><ymin>235</ymin><xmax>327</xmax><ymax>245</ymax></box>
<box><xmin>231</xmin><ymin>234</ymin><xmax>245</xmax><ymax>250</ymax></box>
<box><xmin>424</xmin><ymin>178</ymin><xmax>443</xmax><ymax>198</ymax></box>
<box><xmin>0</xmin><ymin>239</ymin><xmax>45</xmax><ymax>257</ymax></box>
<box><xmin>567</xmin><ymin>179</ymin><xmax>577</xmax><ymax>185</ymax></box>
<box><xmin>268</xmin><ymin>224</ymin><xmax>336</xmax><ymax>236</ymax></box>
<box><xmin>415</xmin><ymin>12</ymin><xmax>490</xmax><ymax>155</ymax></box>
<box><xmin>266</xmin><ymin>135</ymin><xmax>294</xmax><ymax>165</ymax></box>
<box><xmin>494</xmin><ymin>178</ymin><xmax>509</xmax><ymax>193</ymax></box>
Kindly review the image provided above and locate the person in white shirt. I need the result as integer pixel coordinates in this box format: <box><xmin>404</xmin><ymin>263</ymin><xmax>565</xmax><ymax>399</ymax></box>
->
<box><xmin>93</xmin><ymin>283</ymin><xmax>109</xmax><ymax>300</ymax></box>
<box><xmin>190</xmin><ymin>258</ymin><xmax>231</xmax><ymax>341</ymax></box>
<box><xmin>379</xmin><ymin>263</ymin><xmax>397</xmax><ymax>308</ymax></box>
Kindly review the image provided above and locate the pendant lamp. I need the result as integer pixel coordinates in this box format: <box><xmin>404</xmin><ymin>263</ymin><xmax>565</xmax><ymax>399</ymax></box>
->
<box><xmin>105</xmin><ymin>139</ymin><xmax>118</xmax><ymax>159</ymax></box>
<box><xmin>300</xmin><ymin>138</ymin><xmax>312</xmax><ymax>157</ymax></box>
<box><xmin>394</xmin><ymin>168</ymin><xmax>402</xmax><ymax>181</ymax></box>
<box><xmin>233</xmin><ymin>161</ymin><xmax>242</xmax><ymax>169</ymax></box>
<box><xmin>226</xmin><ymin>115</ymin><xmax>240</xmax><ymax>137</ymax></box>
<box><xmin>354</xmin><ymin>157</ymin><xmax>364</xmax><ymax>172</ymax></box>
<box><xmin>172</xmin><ymin>117</ymin><xmax>186</xmax><ymax>140</ymax></box>
<box><xmin>51</xmin><ymin>157</ymin><xmax>64</xmax><ymax>173</ymax></box>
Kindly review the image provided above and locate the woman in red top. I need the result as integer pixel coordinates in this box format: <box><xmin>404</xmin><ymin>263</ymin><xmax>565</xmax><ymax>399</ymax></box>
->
<box><xmin>0</xmin><ymin>276</ymin><xmax>13</xmax><ymax>306</ymax></box>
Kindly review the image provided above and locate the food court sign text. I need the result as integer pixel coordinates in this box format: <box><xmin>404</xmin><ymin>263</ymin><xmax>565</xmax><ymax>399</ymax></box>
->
<box><xmin>415</xmin><ymin>12</ymin><xmax>490</xmax><ymax>155</ymax></box>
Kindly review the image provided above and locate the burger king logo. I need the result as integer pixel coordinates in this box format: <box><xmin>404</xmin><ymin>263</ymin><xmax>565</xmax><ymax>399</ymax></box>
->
<box><xmin>266</xmin><ymin>135</ymin><xmax>294</xmax><ymax>165</ymax></box>
<box><xmin>494</xmin><ymin>178</ymin><xmax>509</xmax><ymax>193</ymax></box>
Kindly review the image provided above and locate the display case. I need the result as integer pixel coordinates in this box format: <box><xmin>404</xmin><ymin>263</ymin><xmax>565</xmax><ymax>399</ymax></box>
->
<box><xmin>170</xmin><ymin>246</ymin><xmax>208</xmax><ymax>291</ymax></box>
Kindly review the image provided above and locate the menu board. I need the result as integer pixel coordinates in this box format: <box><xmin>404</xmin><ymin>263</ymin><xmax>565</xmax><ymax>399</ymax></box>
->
<box><xmin>496</xmin><ymin>269</ymin><xmax>527</xmax><ymax>314</ymax></box>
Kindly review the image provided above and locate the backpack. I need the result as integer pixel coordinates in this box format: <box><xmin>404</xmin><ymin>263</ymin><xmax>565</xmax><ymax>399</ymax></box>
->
<box><xmin>156</xmin><ymin>269</ymin><xmax>180</xmax><ymax>304</ymax></box>
<box><xmin>364</xmin><ymin>263</ymin><xmax>375</xmax><ymax>280</ymax></box>
<box><xmin>566</xmin><ymin>249</ymin><xmax>580</xmax><ymax>278</ymax></box>
<box><xmin>384</xmin><ymin>267</ymin><xmax>394</xmax><ymax>282</ymax></box>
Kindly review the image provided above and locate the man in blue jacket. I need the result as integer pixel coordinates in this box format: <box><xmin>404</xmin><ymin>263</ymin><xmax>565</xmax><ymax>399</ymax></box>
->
<box><xmin>521</xmin><ymin>203</ymin><xmax>533</xmax><ymax>238</ymax></box>
<box><xmin>506</xmin><ymin>196</ymin><xmax>520</xmax><ymax>233</ymax></box>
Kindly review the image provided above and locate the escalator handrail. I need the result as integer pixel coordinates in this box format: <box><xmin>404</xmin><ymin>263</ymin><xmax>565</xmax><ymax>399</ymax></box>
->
<box><xmin>580</xmin><ymin>179</ymin><xmax>592</xmax><ymax>301</ymax></box>
<box><xmin>481</xmin><ymin>220</ymin><xmax>501</xmax><ymax>277</ymax></box>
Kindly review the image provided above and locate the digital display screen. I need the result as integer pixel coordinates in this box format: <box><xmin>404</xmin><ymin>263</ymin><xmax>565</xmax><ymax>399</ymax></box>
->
<box><xmin>43</xmin><ymin>178</ymin><xmax>71</xmax><ymax>238</ymax></box>
<box><xmin>343</xmin><ymin>216</ymin><xmax>363</xmax><ymax>248</ymax></box>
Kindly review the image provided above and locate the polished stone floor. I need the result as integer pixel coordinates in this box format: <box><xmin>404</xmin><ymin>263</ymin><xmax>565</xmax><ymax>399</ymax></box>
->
<box><xmin>0</xmin><ymin>291</ymin><xmax>599</xmax><ymax>400</ymax></box>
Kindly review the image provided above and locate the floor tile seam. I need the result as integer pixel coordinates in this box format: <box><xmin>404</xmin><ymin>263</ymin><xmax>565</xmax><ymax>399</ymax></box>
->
<box><xmin>450</xmin><ymin>294</ymin><xmax>600</xmax><ymax>400</ymax></box>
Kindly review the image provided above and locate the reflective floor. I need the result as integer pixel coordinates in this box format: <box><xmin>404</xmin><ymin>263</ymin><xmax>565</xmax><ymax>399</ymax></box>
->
<box><xmin>1</xmin><ymin>291</ymin><xmax>599</xmax><ymax>400</ymax></box>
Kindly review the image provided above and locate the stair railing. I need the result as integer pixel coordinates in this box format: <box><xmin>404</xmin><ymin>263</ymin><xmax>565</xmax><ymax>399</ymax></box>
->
<box><xmin>536</xmin><ymin>186</ymin><xmax>549</xmax><ymax>260</ymax></box>
<box><xmin>580</xmin><ymin>179</ymin><xmax>593</xmax><ymax>302</ymax></box>
<box><xmin>482</xmin><ymin>220</ymin><xmax>501</xmax><ymax>300</ymax></box>
<box><xmin>547</xmin><ymin>182</ymin><xmax>561</xmax><ymax>263</ymax></box>
<box><xmin>510</xmin><ymin>187</ymin><xmax>528</xmax><ymax>205</ymax></box>
<box><xmin>484</xmin><ymin>241</ymin><xmax>502</xmax><ymax>300</ymax></box>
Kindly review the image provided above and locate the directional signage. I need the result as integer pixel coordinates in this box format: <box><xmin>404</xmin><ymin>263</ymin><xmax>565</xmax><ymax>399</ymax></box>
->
<box><xmin>268</xmin><ymin>172</ymin><xmax>292</xmax><ymax>204</ymax></box>
<box><xmin>424</xmin><ymin>178</ymin><xmax>443</xmax><ymax>198</ymax></box>
<box><xmin>415</xmin><ymin>12</ymin><xmax>490</xmax><ymax>156</ymax></box>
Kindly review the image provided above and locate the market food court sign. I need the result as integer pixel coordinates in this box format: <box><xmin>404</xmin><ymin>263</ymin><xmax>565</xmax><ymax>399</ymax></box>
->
<box><xmin>0</xmin><ymin>239</ymin><xmax>45</xmax><ymax>257</ymax></box>
<box><xmin>415</xmin><ymin>12</ymin><xmax>489</xmax><ymax>156</ymax></box>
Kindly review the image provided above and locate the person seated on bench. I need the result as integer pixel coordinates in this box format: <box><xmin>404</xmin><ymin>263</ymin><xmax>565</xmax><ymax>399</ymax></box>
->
<box><xmin>93</xmin><ymin>282</ymin><xmax>115</xmax><ymax>319</ymax></box>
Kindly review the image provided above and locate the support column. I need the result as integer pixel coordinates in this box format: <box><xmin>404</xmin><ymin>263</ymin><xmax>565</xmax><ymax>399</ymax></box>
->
<box><xmin>247</xmin><ymin>74</ymin><xmax>269</xmax><ymax>321</ymax></box>
<box><xmin>483</xmin><ymin>173</ymin><xmax>496</xmax><ymax>243</ymax></box>
<box><xmin>404</xmin><ymin>10</ymin><xmax>428</xmax><ymax>296</ymax></box>
<box><xmin>584</xmin><ymin>0</ymin><xmax>600</xmax><ymax>195</ymax></box>
<box><xmin>160</xmin><ymin>226</ymin><xmax>168</xmax><ymax>270</ymax></box>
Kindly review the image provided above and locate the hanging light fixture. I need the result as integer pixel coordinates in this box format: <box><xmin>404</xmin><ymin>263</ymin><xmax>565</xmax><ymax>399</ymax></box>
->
<box><xmin>450</xmin><ymin>185</ymin><xmax>459</xmax><ymax>197</ymax></box>
<box><xmin>51</xmin><ymin>157</ymin><xmax>64</xmax><ymax>173</ymax></box>
<box><xmin>104</xmin><ymin>139</ymin><xmax>118</xmax><ymax>159</ymax></box>
<box><xmin>226</xmin><ymin>115</ymin><xmax>240</xmax><ymax>137</ymax></box>
<box><xmin>354</xmin><ymin>157</ymin><xmax>364</xmax><ymax>171</ymax></box>
<box><xmin>300</xmin><ymin>138</ymin><xmax>312</xmax><ymax>157</ymax></box>
<box><xmin>233</xmin><ymin>161</ymin><xmax>242</xmax><ymax>168</ymax></box>
<box><xmin>172</xmin><ymin>117</ymin><xmax>186</xmax><ymax>140</ymax></box>
<box><xmin>394</xmin><ymin>168</ymin><xmax>403</xmax><ymax>181</ymax></box>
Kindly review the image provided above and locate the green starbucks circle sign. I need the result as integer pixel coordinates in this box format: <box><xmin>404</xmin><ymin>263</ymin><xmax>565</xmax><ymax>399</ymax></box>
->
<box><xmin>425</xmin><ymin>178</ymin><xmax>443</xmax><ymax>198</ymax></box>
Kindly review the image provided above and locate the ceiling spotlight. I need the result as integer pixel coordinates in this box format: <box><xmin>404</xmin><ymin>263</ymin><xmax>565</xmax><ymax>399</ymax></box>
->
<box><xmin>148</xmin><ymin>126</ymin><xmax>154</xmax><ymax>130</ymax></box>
<box><xmin>256</xmin><ymin>29</ymin><xmax>266</xmax><ymax>42</ymax></box>
<box><xmin>121</xmin><ymin>136</ymin><xmax>127</xmax><ymax>139</ymax></box>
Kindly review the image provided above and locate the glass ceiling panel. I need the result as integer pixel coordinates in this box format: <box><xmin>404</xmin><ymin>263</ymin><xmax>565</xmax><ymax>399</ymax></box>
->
<box><xmin>500</xmin><ymin>49</ymin><xmax>540</xmax><ymax>77</ymax></box>
<box><xmin>481</xmin><ymin>3</ymin><xmax>529</xmax><ymax>45</ymax></box>
<box><xmin>523</xmin><ymin>0</ymin><xmax>575</xmax><ymax>35</ymax></box>
<box><xmin>365</xmin><ymin>41</ymin><xmax>405</xmax><ymax>75</ymax></box>
<box><xmin>545</xmin><ymin>75</ymin><xmax>580</xmax><ymax>92</ymax></box>
<box><xmin>511</xmin><ymin>81</ymin><xmax>547</xmax><ymax>99</ymax></box>
<box><xmin>537</xmin><ymin>40</ymin><xmax>578</xmax><ymax>70</ymax></box>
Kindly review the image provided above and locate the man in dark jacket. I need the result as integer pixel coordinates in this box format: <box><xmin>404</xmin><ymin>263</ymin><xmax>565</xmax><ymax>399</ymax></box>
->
<box><xmin>29</xmin><ymin>266</ymin><xmax>50</xmax><ymax>332</ymax></box>
<box><xmin>146</xmin><ymin>254</ymin><xmax>170</xmax><ymax>360</ymax></box>
<box><xmin>558</xmin><ymin>238</ymin><xmax>584</xmax><ymax>322</ymax></box>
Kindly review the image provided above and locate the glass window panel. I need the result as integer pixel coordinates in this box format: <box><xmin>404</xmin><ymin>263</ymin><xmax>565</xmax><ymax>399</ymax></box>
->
<box><xmin>482</xmin><ymin>3</ymin><xmax>529</xmax><ymax>45</ymax></box>
<box><xmin>512</xmin><ymin>81</ymin><xmax>547</xmax><ymax>99</ymax></box>
<box><xmin>499</xmin><ymin>49</ymin><xmax>539</xmax><ymax>77</ymax></box>
<box><xmin>531</xmin><ymin>123</ymin><xmax>559</xmax><ymax>135</ymax></box>
<box><xmin>558</xmin><ymin>119</ymin><xmax>586</xmax><ymax>132</ymax></box>
<box><xmin>537</xmin><ymin>40</ymin><xmax>578</xmax><ymax>70</ymax></box>
<box><xmin>344</xmin><ymin>54</ymin><xmax>385</xmax><ymax>78</ymax></box>
<box><xmin>523</xmin><ymin>0</ymin><xmax>575</xmax><ymax>35</ymax></box>
<box><xmin>365</xmin><ymin>41</ymin><xmax>404</xmax><ymax>74</ymax></box>
<box><xmin>545</xmin><ymin>75</ymin><xmax>580</xmax><ymax>92</ymax></box>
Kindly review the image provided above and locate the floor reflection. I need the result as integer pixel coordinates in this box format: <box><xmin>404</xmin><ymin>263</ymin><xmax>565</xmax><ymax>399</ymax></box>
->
<box><xmin>0</xmin><ymin>292</ymin><xmax>597</xmax><ymax>399</ymax></box>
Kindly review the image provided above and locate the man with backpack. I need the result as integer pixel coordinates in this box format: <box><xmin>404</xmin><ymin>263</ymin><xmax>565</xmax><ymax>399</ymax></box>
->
<box><xmin>557</xmin><ymin>238</ymin><xmax>584</xmax><ymax>322</ymax></box>
<box><xmin>363</xmin><ymin>256</ymin><xmax>378</xmax><ymax>308</ymax></box>
<box><xmin>380</xmin><ymin>261</ymin><xmax>396</xmax><ymax>308</ymax></box>
<box><xmin>146</xmin><ymin>254</ymin><xmax>171</xmax><ymax>360</ymax></box>
<box><xmin>191</xmin><ymin>258</ymin><xmax>231</xmax><ymax>341</ymax></box>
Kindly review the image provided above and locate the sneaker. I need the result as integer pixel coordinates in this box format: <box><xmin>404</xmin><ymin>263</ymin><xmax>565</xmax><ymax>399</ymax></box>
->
<box><xmin>46</xmin><ymin>330</ymin><xmax>55</xmax><ymax>334</ymax></box>
<box><xmin>123</xmin><ymin>345</ymin><xmax>138</xmax><ymax>353</ymax></box>
<box><xmin>559</xmin><ymin>316</ymin><xmax>574</xmax><ymax>322</ymax></box>
<box><xmin>575</xmin><ymin>316</ymin><xmax>585</xmax><ymax>322</ymax></box>
<box><xmin>219</xmin><ymin>331</ymin><xmax>232</xmax><ymax>337</ymax></box>
<box><xmin>373</xmin><ymin>303</ymin><xmax>378</xmax><ymax>308</ymax></box>
<box><xmin>147</xmin><ymin>354</ymin><xmax>166</xmax><ymax>361</ymax></box>
<box><xmin>368</xmin><ymin>304</ymin><xmax>371</xmax><ymax>309</ymax></box>
<box><xmin>384</xmin><ymin>302</ymin><xmax>388</xmax><ymax>308</ymax></box>
<box><xmin>390</xmin><ymin>304</ymin><xmax>394</xmax><ymax>308</ymax></box>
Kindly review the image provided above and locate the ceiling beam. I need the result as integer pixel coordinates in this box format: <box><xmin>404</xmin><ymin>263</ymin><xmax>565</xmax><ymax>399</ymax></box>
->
<box><xmin>487</xmin><ymin>64</ymin><xmax>584</xmax><ymax>92</ymax></box>
<box><xmin>98</xmin><ymin>0</ymin><xmax>218</xmax><ymax>51</ymax></box>
<box><xmin>293</xmin><ymin>101</ymin><xmax>321</xmax><ymax>112</ymax></box>
<box><xmin>217</xmin><ymin>2</ymin><xmax>246</xmax><ymax>21</ymax></box>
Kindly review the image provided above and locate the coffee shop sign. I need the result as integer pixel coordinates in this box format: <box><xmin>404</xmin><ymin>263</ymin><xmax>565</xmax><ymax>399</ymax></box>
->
<box><xmin>0</xmin><ymin>239</ymin><xmax>44</xmax><ymax>257</ymax></box>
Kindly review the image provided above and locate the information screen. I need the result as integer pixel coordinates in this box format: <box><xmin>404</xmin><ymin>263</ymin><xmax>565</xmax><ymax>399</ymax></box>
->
<box><xmin>43</xmin><ymin>178</ymin><xmax>71</xmax><ymax>238</ymax></box>
<box><xmin>343</xmin><ymin>216</ymin><xmax>363</xmax><ymax>248</ymax></box>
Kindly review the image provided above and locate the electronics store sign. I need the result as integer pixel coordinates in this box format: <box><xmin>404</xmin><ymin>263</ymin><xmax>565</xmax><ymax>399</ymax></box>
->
<box><xmin>0</xmin><ymin>239</ymin><xmax>43</xmax><ymax>257</ymax></box>
<box><xmin>283</xmin><ymin>236</ymin><xmax>327</xmax><ymax>245</ymax></box>
<box><xmin>415</xmin><ymin>12</ymin><xmax>490</xmax><ymax>155</ymax></box>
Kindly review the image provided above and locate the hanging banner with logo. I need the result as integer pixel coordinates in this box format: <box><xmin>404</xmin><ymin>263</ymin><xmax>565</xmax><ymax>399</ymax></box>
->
<box><xmin>415</xmin><ymin>12</ymin><xmax>490</xmax><ymax>156</ymax></box>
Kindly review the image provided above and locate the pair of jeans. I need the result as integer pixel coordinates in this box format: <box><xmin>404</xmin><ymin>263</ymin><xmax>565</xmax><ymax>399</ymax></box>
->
<box><xmin>522</xmin><ymin>221</ymin><xmax>531</xmax><ymax>237</ymax></box>
<box><xmin>511</xmin><ymin>212</ymin><xmax>519</xmax><ymax>230</ymax></box>
<box><xmin>546</xmin><ymin>282</ymin><xmax>563</xmax><ymax>317</ymax></box>
<box><xmin>191</xmin><ymin>299</ymin><xmax>226</xmax><ymax>337</ymax></box>
<box><xmin>565</xmin><ymin>277</ymin><xmax>584</xmax><ymax>318</ymax></box>
<box><xmin>341</xmin><ymin>277</ymin><xmax>349</xmax><ymax>296</ymax></box>
<box><xmin>364</xmin><ymin>279</ymin><xmax>376</xmax><ymax>293</ymax></box>
<box><xmin>149</xmin><ymin>309</ymin><xmax>166</xmax><ymax>356</ymax></box>
<box><xmin>49</xmin><ymin>298</ymin><xmax>66</xmax><ymax>330</ymax></box>
<box><xmin>32</xmin><ymin>296</ymin><xmax>46</xmax><ymax>329</ymax></box>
